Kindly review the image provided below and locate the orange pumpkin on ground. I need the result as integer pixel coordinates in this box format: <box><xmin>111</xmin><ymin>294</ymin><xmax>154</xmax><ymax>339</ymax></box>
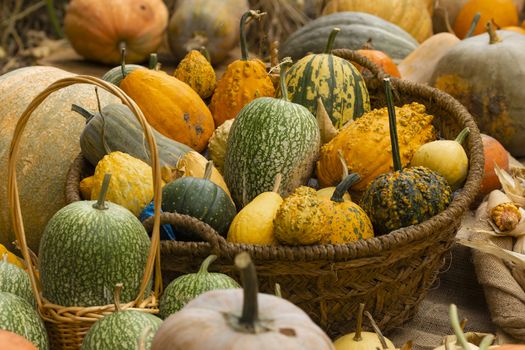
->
<box><xmin>64</xmin><ymin>0</ymin><xmax>168</xmax><ymax>64</ymax></box>
<box><xmin>454</xmin><ymin>0</ymin><xmax>518</xmax><ymax>38</ymax></box>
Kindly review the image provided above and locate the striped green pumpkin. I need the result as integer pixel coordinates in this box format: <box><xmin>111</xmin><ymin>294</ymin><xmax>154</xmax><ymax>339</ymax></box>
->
<box><xmin>0</xmin><ymin>257</ymin><xmax>35</xmax><ymax>307</ymax></box>
<box><xmin>0</xmin><ymin>291</ymin><xmax>48</xmax><ymax>349</ymax></box>
<box><xmin>285</xmin><ymin>28</ymin><xmax>370</xmax><ymax>129</ymax></box>
<box><xmin>159</xmin><ymin>255</ymin><xmax>239</xmax><ymax>319</ymax></box>
<box><xmin>224</xmin><ymin>66</ymin><xmax>321</xmax><ymax>208</ymax></box>
<box><xmin>39</xmin><ymin>175</ymin><xmax>151</xmax><ymax>307</ymax></box>
<box><xmin>81</xmin><ymin>310</ymin><xmax>162</xmax><ymax>350</ymax></box>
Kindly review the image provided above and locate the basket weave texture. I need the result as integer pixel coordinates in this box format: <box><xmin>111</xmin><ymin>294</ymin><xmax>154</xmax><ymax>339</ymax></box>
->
<box><xmin>8</xmin><ymin>76</ymin><xmax>164</xmax><ymax>350</ymax></box>
<box><xmin>66</xmin><ymin>50</ymin><xmax>484</xmax><ymax>338</ymax></box>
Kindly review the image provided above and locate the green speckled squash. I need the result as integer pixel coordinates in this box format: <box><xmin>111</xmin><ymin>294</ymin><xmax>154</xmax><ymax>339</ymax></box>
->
<box><xmin>0</xmin><ymin>256</ymin><xmax>35</xmax><ymax>307</ymax></box>
<box><xmin>162</xmin><ymin>162</ymin><xmax>237</xmax><ymax>238</ymax></box>
<box><xmin>159</xmin><ymin>255</ymin><xmax>239</xmax><ymax>319</ymax></box>
<box><xmin>81</xmin><ymin>285</ymin><xmax>162</xmax><ymax>350</ymax></box>
<box><xmin>223</xmin><ymin>65</ymin><xmax>321</xmax><ymax>208</ymax></box>
<box><xmin>285</xmin><ymin>28</ymin><xmax>370</xmax><ymax>128</ymax></box>
<box><xmin>0</xmin><ymin>292</ymin><xmax>48</xmax><ymax>350</ymax></box>
<box><xmin>74</xmin><ymin>103</ymin><xmax>191</xmax><ymax>169</ymax></box>
<box><xmin>359</xmin><ymin>79</ymin><xmax>452</xmax><ymax>235</ymax></box>
<box><xmin>39</xmin><ymin>174</ymin><xmax>151</xmax><ymax>307</ymax></box>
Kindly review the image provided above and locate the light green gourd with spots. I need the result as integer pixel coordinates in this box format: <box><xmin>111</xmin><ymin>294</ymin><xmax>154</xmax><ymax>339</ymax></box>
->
<box><xmin>159</xmin><ymin>255</ymin><xmax>239</xmax><ymax>319</ymax></box>
<box><xmin>284</xmin><ymin>28</ymin><xmax>370</xmax><ymax>129</ymax></box>
<box><xmin>223</xmin><ymin>64</ymin><xmax>321</xmax><ymax>208</ymax></box>
<box><xmin>0</xmin><ymin>256</ymin><xmax>35</xmax><ymax>307</ymax></box>
<box><xmin>81</xmin><ymin>309</ymin><xmax>162</xmax><ymax>350</ymax></box>
<box><xmin>0</xmin><ymin>291</ymin><xmax>49</xmax><ymax>349</ymax></box>
<box><xmin>39</xmin><ymin>174</ymin><xmax>151</xmax><ymax>307</ymax></box>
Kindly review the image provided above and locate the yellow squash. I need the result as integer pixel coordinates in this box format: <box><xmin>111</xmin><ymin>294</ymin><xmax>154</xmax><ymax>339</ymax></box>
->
<box><xmin>227</xmin><ymin>175</ymin><xmax>283</xmax><ymax>245</ymax></box>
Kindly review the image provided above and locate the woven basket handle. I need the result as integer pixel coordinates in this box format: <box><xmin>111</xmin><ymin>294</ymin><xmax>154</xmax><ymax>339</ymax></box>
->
<box><xmin>332</xmin><ymin>48</ymin><xmax>387</xmax><ymax>81</ymax></box>
<box><xmin>142</xmin><ymin>212</ymin><xmax>224</xmax><ymax>256</ymax></box>
<box><xmin>6</xmin><ymin>76</ymin><xmax>163</xmax><ymax>309</ymax></box>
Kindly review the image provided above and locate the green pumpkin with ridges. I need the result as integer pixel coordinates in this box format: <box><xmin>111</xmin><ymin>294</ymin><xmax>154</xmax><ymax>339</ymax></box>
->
<box><xmin>73</xmin><ymin>103</ymin><xmax>191</xmax><ymax>169</ymax></box>
<box><xmin>162</xmin><ymin>162</ymin><xmax>237</xmax><ymax>238</ymax></box>
<box><xmin>0</xmin><ymin>257</ymin><xmax>35</xmax><ymax>307</ymax></box>
<box><xmin>159</xmin><ymin>255</ymin><xmax>239</xmax><ymax>319</ymax></box>
<box><xmin>359</xmin><ymin>79</ymin><xmax>452</xmax><ymax>235</ymax></box>
<box><xmin>224</xmin><ymin>65</ymin><xmax>321</xmax><ymax>208</ymax></box>
<box><xmin>0</xmin><ymin>291</ymin><xmax>49</xmax><ymax>349</ymax></box>
<box><xmin>39</xmin><ymin>174</ymin><xmax>151</xmax><ymax>307</ymax></box>
<box><xmin>81</xmin><ymin>309</ymin><xmax>162</xmax><ymax>350</ymax></box>
<box><xmin>284</xmin><ymin>28</ymin><xmax>371</xmax><ymax>128</ymax></box>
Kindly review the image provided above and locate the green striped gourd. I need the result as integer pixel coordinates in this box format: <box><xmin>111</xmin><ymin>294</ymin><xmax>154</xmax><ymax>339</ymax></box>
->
<box><xmin>159</xmin><ymin>255</ymin><xmax>239</xmax><ymax>319</ymax></box>
<box><xmin>223</xmin><ymin>65</ymin><xmax>321</xmax><ymax>208</ymax></box>
<box><xmin>162</xmin><ymin>161</ymin><xmax>237</xmax><ymax>238</ymax></box>
<box><xmin>0</xmin><ymin>255</ymin><xmax>35</xmax><ymax>307</ymax></box>
<box><xmin>285</xmin><ymin>28</ymin><xmax>370</xmax><ymax>128</ymax></box>
<box><xmin>39</xmin><ymin>174</ymin><xmax>151</xmax><ymax>307</ymax></box>
<box><xmin>0</xmin><ymin>292</ymin><xmax>48</xmax><ymax>350</ymax></box>
<box><xmin>81</xmin><ymin>284</ymin><xmax>162</xmax><ymax>350</ymax></box>
<box><xmin>74</xmin><ymin>103</ymin><xmax>191</xmax><ymax>169</ymax></box>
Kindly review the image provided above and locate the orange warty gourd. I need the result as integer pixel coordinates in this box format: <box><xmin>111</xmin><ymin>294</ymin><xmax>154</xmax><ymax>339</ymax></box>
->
<box><xmin>120</xmin><ymin>69</ymin><xmax>215</xmax><ymax>152</ymax></box>
<box><xmin>173</xmin><ymin>48</ymin><xmax>216</xmax><ymax>99</ymax></box>
<box><xmin>209</xmin><ymin>10</ymin><xmax>275</xmax><ymax>126</ymax></box>
<box><xmin>64</xmin><ymin>0</ymin><xmax>168</xmax><ymax>64</ymax></box>
<box><xmin>454</xmin><ymin>0</ymin><xmax>518</xmax><ymax>38</ymax></box>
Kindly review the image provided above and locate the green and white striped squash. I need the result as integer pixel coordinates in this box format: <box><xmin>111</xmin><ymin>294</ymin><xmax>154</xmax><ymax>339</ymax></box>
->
<box><xmin>39</xmin><ymin>174</ymin><xmax>151</xmax><ymax>307</ymax></box>
<box><xmin>159</xmin><ymin>255</ymin><xmax>239</xmax><ymax>319</ymax></box>
<box><xmin>0</xmin><ymin>256</ymin><xmax>35</xmax><ymax>307</ymax></box>
<box><xmin>285</xmin><ymin>28</ymin><xmax>370</xmax><ymax>128</ymax></box>
<box><xmin>223</xmin><ymin>65</ymin><xmax>321</xmax><ymax>208</ymax></box>
<box><xmin>81</xmin><ymin>310</ymin><xmax>162</xmax><ymax>350</ymax></box>
<box><xmin>162</xmin><ymin>161</ymin><xmax>237</xmax><ymax>238</ymax></box>
<box><xmin>0</xmin><ymin>292</ymin><xmax>48</xmax><ymax>350</ymax></box>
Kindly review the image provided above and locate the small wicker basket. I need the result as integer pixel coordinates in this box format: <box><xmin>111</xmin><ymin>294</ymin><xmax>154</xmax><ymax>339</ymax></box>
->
<box><xmin>7</xmin><ymin>76</ymin><xmax>164</xmax><ymax>350</ymax></box>
<box><xmin>66</xmin><ymin>50</ymin><xmax>484</xmax><ymax>338</ymax></box>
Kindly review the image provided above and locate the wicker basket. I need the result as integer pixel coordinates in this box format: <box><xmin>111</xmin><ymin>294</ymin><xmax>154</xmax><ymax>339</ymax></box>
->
<box><xmin>7</xmin><ymin>76</ymin><xmax>164</xmax><ymax>350</ymax></box>
<box><xmin>66</xmin><ymin>50</ymin><xmax>484</xmax><ymax>338</ymax></box>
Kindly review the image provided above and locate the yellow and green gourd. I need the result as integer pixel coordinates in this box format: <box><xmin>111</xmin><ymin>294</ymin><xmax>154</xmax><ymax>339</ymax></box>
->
<box><xmin>173</xmin><ymin>48</ymin><xmax>216</xmax><ymax>100</ymax></box>
<box><xmin>227</xmin><ymin>174</ymin><xmax>283</xmax><ymax>245</ymax></box>
<box><xmin>359</xmin><ymin>78</ymin><xmax>452</xmax><ymax>235</ymax></box>
<box><xmin>284</xmin><ymin>28</ymin><xmax>370</xmax><ymax>129</ymax></box>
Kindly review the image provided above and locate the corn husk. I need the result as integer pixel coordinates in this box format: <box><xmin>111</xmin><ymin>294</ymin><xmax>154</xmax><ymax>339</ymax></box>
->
<box><xmin>495</xmin><ymin>163</ymin><xmax>525</xmax><ymax>207</ymax></box>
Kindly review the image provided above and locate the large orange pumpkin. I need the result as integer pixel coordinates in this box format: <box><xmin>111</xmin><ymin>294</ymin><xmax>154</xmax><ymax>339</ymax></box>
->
<box><xmin>0</xmin><ymin>66</ymin><xmax>118</xmax><ymax>252</ymax></box>
<box><xmin>64</xmin><ymin>0</ymin><xmax>168</xmax><ymax>64</ymax></box>
<box><xmin>120</xmin><ymin>69</ymin><xmax>215</xmax><ymax>152</ymax></box>
<box><xmin>453</xmin><ymin>0</ymin><xmax>519</xmax><ymax>38</ymax></box>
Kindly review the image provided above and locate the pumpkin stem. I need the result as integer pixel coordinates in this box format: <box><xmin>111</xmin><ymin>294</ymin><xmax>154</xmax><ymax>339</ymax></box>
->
<box><xmin>203</xmin><ymin>161</ymin><xmax>214</xmax><ymax>180</ymax></box>
<box><xmin>272</xmin><ymin>174</ymin><xmax>282</xmax><ymax>193</ymax></box>
<box><xmin>337</xmin><ymin>149</ymin><xmax>349</xmax><ymax>180</ymax></box>
<box><xmin>486</xmin><ymin>21</ymin><xmax>501</xmax><ymax>44</ymax></box>
<box><xmin>383</xmin><ymin>78</ymin><xmax>402</xmax><ymax>172</ymax></box>
<box><xmin>274</xmin><ymin>283</ymin><xmax>282</xmax><ymax>298</ymax></box>
<box><xmin>361</xmin><ymin>38</ymin><xmax>374</xmax><ymax>50</ymax></box>
<box><xmin>324</xmin><ymin>28</ymin><xmax>340</xmax><ymax>54</ymax></box>
<box><xmin>93</xmin><ymin>173</ymin><xmax>112</xmax><ymax>210</ymax></box>
<box><xmin>236</xmin><ymin>252</ymin><xmax>259</xmax><ymax>330</ymax></box>
<box><xmin>449</xmin><ymin>304</ymin><xmax>472</xmax><ymax>350</ymax></box>
<box><xmin>279</xmin><ymin>58</ymin><xmax>293</xmax><ymax>102</ymax></box>
<box><xmin>148</xmin><ymin>53</ymin><xmax>158</xmax><ymax>70</ymax></box>
<box><xmin>198</xmin><ymin>255</ymin><xmax>217</xmax><ymax>274</ymax></box>
<box><xmin>353</xmin><ymin>303</ymin><xmax>365</xmax><ymax>341</ymax></box>
<box><xmin>465</xmin><ymin>12</ymin><xmax>481</xmax><ymax>38</ymax></box>
<box><xmin>364</xmin><ymin>311</ymin><xmax>389</xmax><ymax>349</ymax></box>
<box><xmin>455</xmin><ymin>127</ymin><xmax>470</xmax><ymax>145</ymax></box>
<box><xmin>114</xmin><ymin>282</ymin><xmax>123</xmax><ymax>312</ymax></box>
<box><xmin>331</xmin><ymin>173</ymin><xmax>360</xmax><ymax>203</ymax></box>
<box><xmin>119</xmin><ymin>45</ymin><xmax>127</xmax><ymax>79</ymax></box>
<box><xmin>71</xmin><ymin>104</ymin><xmax>95</xmax><ymax>123</ymax></box>
<box><xmin>240</xmin><ymin>10</ymin><xmax>266</xmax><ymax>61</ymax></box>
<box><xmin>199</xmin><ymin>47</ymin><xmax>212</xmax><ymax>63</ymax></box>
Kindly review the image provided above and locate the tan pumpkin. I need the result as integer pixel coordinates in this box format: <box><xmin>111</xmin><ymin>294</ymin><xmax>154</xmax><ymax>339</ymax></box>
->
<box><xmin>151</xmin><ymin>252</ymin><xmax>335</xmax><ymax>350</ymax></box>
<box><xmin>454</xmin><ymin>0</ymin><xmax>519</xmax><ymax>38</ymax></box>
<box><xmin>167</xmin><ymin>0</ymin><xmax>249</xmax><ymax>65</ymax></box>
<box><xmin>317</xmin><ymin>102</ymin><xmax>436</xmax><ymax>191</ymax></box>
<box><xmin>398</xmin><ymin>33</ymin><xmax>460</xmax><ymax>84</ymax></box>
<box><xmin>431</xmin><ymin>24</ymin><xmax>525</xmax><ymax>157</ymax></box>
<box><xmin>209</xmin><ymin>10</ymin><xmax>275</xmax><ymax>126</ymax></box>
<box><xmin>0</xmin><ymin>66</ymin><xmax>118</xmax><ymax>252</ymax></box>
<box><xmin>173</xmin><ymin>48</ymin><xmax>216</xmax><ymax>99</ymax></box>
<box><xmin>120</xmin><ymin>68</ymin><xmax>215</xmax><ymax>152</ymax></box>
<box><xmin>322</xmin><ymin>0</ymin><xmax>433</xmax><ymax>42</ymax></box>
<box><xmin>64</xmin><ymin>0</ymin><xmax>168</xmax><ymax>64</ymax></box>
